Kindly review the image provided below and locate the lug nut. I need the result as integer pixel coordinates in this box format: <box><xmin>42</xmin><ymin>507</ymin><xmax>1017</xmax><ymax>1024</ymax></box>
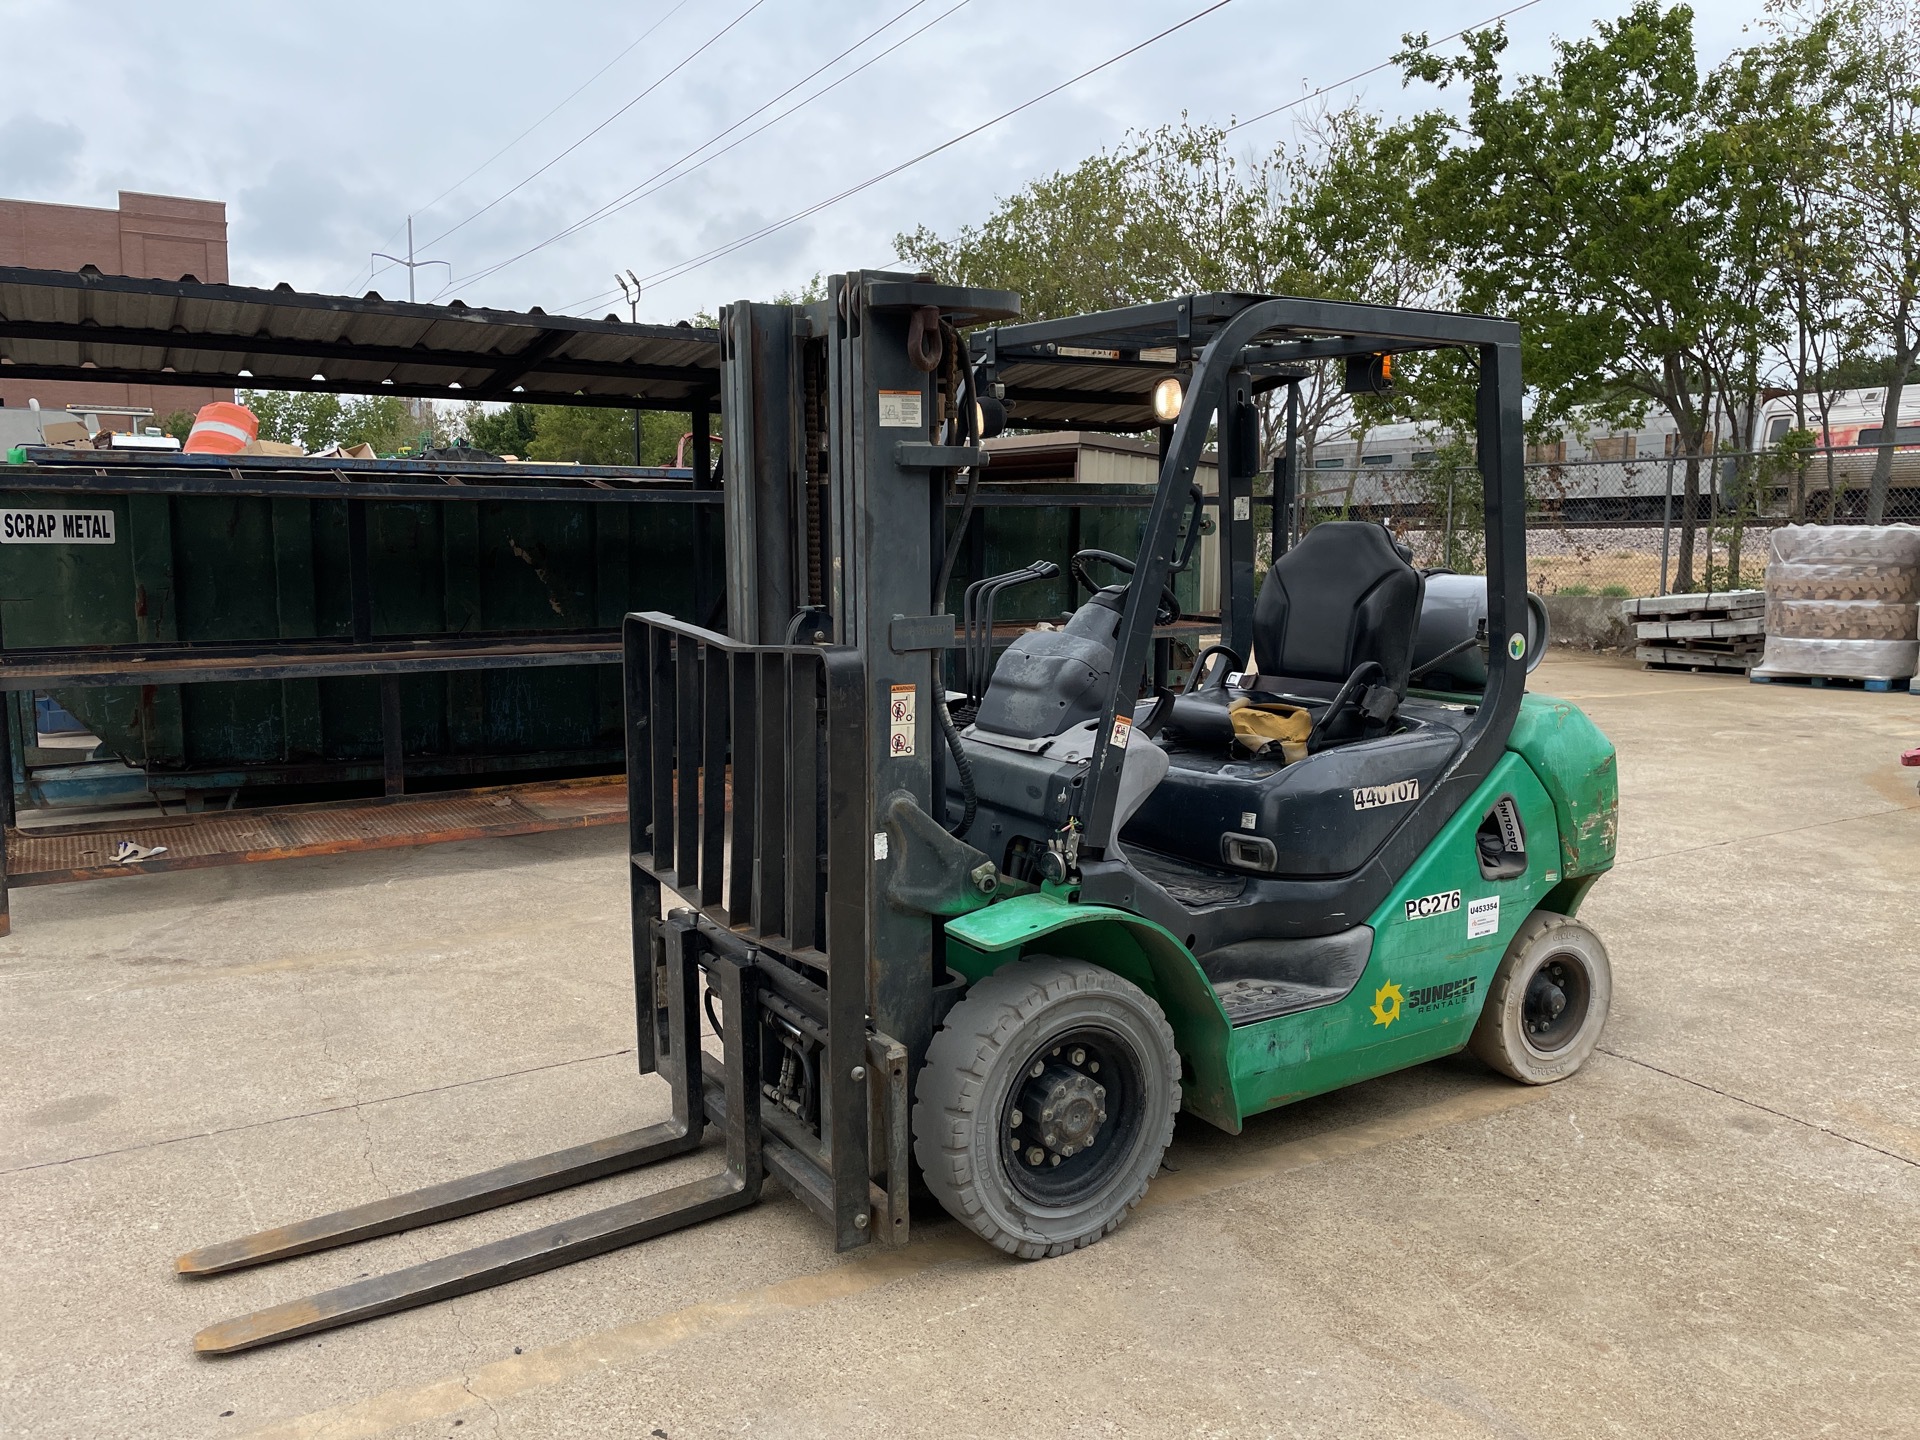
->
<box><xmin>1089</xmin><ymin>1061</ymin><xmax>1099</xmax><ymax>1073</ymax></box>
<box><xmin>1026</xmin><ymin>1146</ymin><xmax>1046</xmax><ymax>1166</ymax></box>
<box><xmin>1030</xmin><ymin>1061</ymin><xmax>1045</xmax><ymax>1078</ymax></box>
<box><xmin>1050</xmin><ymin>1155</ymin><xmax>1062</xmax><ymax>1166</ymax></box>
<box><xmin>1070</xmin><ymin>1047</ymin><xmax>1086</xmax><ymax>1066</ymax></box>
<box><xmin>1061</xmin><ymin>1144</ymin><xmax>1077</xmax><ymax>1157</ymax></box>
<box><xmin>1052</xmin><ymin>1047</ymin><xmax>1062</xmax><ymax>1057</ymax></box>
<box><xmin>1009</xmin><ymin>1109</ymin><xmax>1023</xmax><ymax>1128</ymax></box>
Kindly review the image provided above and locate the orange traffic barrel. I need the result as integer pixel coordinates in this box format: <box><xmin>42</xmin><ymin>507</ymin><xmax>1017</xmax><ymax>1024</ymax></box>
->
<box><xmin>181</xmin><ymin>401</ymin><xmax>259</xmax><ymax>455</ymax></box>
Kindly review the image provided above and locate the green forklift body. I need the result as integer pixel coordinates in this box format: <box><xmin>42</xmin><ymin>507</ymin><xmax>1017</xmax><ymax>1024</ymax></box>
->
<box><xmin>943</xmin><ymin>693</ymin><xmax>1618</xmax><ymax>1133</ymax></box>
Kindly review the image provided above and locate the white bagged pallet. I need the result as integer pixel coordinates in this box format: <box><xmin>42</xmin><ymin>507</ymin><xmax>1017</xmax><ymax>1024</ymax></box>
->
<box><xmin>1751</xmin><ymin>636</ymin><xmax>1919</xmax><ymax>682</ymax></box>
<box><xmin>1758</xmin><ymin>526</ymin><xmax>1920</xmax><ymax>681</ymax></box>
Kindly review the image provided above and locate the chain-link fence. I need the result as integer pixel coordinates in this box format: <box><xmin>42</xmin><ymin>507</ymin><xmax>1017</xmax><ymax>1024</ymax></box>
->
<box><xmin>1296</xmin><ymin>446</ymin><xmax>1920</xmax><ymax>597</ymax></box>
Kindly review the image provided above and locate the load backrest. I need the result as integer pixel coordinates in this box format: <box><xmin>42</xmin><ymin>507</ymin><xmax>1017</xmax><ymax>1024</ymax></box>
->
<box><xmin>1251</xmin><ymin>522</ymin><xmax>1423</xmax><ymax>694</ymax></box>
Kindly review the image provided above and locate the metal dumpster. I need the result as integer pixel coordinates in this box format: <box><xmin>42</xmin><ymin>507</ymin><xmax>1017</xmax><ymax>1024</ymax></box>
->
<box><xmin>0</xmin><ymin>449</ymin><xmax>717</xmax><ymax>792</ymax></box>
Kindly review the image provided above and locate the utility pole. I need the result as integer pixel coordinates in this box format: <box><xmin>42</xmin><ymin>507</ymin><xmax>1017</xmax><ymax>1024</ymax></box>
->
<box><xmin>372</xmin><ymin>217</ymin><xmax>451</xmax><ymax>304</ymax></box>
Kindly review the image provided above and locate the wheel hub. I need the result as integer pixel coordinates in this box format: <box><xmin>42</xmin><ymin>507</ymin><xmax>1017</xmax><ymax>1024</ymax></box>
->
<box><xmin>1025</xmin><ymin>1067</ymin><xmax>1106</xmax><ymax>1157</ymax></box>
<box><xmin>1009</xmin><ymin>1045</ymin><xmax>1109</xmax><ymax>1165</ymax></box>
<box><xmin>1521</xmin><ymin>956</ymin><xmax>1588</xmax><ymax>1052</ymax></box>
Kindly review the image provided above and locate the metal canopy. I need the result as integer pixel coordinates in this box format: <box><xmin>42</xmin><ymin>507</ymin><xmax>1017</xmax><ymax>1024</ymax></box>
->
<box><xmin>975</xmin><ymin>292</ymin><xmax>1514</xmax><ymax>432</ymax></box>
<box><xmin>0</xmin><ymin>266</ymin><xmax>720</xmax><ymax>411</ymax></box>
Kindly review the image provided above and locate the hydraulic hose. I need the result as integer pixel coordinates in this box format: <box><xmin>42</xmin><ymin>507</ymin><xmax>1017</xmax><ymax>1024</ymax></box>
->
<box><xmin>937</xmin><ymin>693</ymin><xmax>977</xmax><ymax>838</ymax></box>
<box><xmin>933</xmin><ymin>319</ymin><xmax>981</xmax><ymax>837</ymax></box>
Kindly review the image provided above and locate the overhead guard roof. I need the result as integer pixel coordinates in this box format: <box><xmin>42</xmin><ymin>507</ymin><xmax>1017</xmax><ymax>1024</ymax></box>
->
<box><xmin>975</xmin><ymin>292</ymin><xmax>1516</xmax><ymax>433</ymax></box>
<box><xmin>0</xmin><ymin>266</ymin><xmax>720</xmax><ymax>410</ymax></box>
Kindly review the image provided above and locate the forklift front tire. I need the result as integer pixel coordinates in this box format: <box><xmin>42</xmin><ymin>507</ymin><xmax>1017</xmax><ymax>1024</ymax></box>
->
<box><xmin>914</xmin><ymin>956</ymin><xmax>1180</xmax><ymax>1259</ymax></box>
<box><xmin>1469</xmin><ymin>912</ymin><xmax>1613</xmax><ymax>1085</ymax></box>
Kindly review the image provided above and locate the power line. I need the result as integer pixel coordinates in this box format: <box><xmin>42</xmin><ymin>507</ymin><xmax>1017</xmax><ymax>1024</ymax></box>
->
<box><xmin>1223</xmin><ymin>0</ymin><xmax>1544</xmax><ymax>133</ymax></box>
<box><xmin>418</xmin><ymin>0</ymin><xmax>773</xmax><ymax>254</ymax></box>
<box><xmin>440</xmin><ymin>0</ymin><xmax>959</xmax><ymax>300</ymax></box>
<box><xmin>564</xmin><ymin>0</ymin><xmax>1241</xmax><ymax>316</ymax></box>
<box><xmin>414</xmin><ymin>1</ymin><xmax>692</xmax><ymax>222</ymax></box>
<box><xmin>331</xmin><ymin>3</ymin><xmax>690</xmax><ymax>299</ymax></box>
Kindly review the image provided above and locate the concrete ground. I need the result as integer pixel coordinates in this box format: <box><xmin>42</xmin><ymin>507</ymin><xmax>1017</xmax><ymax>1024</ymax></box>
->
<box><xmin>1</xmin><ymin>652</ymin><xmax>1915</xmax><ymax>1440</ymax></box>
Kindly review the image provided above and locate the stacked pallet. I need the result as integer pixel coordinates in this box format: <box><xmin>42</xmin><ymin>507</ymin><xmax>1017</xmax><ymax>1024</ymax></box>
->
<box><xmin>1623</xmin><ymin>590</ymin><xmax>1765</xmax><ymax>672</ymax></box>
<box><xmin>1751</xmin><ymin>525</ymin><xmax>1920</xmax><ymax>688</ymax></box>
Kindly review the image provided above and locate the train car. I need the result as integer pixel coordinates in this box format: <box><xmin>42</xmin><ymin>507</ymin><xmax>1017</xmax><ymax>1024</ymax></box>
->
<box><xmin>1301</xmin><ymin>386</ymin><xmax>1920</xmax><ymax>520</ymax></box>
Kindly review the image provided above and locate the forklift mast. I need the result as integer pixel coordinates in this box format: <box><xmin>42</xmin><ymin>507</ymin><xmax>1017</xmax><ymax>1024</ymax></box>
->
<box><xmin>713</xmin><ymin>273</ymin><xmax>1020</xmax><ymax>1061</ymax></box>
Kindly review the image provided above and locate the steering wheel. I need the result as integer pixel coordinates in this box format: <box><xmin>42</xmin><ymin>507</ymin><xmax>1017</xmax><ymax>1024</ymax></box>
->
<box><xmin>1071</xmin><ymin>548</ymin><xmax>1183</xmax><ymax>626</ymax></box>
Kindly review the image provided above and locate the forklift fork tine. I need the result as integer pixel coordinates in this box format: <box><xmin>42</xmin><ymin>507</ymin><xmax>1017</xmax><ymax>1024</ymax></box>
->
<box><xmin>174</xmin><ymin>1121</ymin><xmax>701</xmax><ymax>1276</ymax></box>
<box><xmin>192</xmin><ymin>1170</ymin><xmax>754</xmax><ymax>1355</ymax></box>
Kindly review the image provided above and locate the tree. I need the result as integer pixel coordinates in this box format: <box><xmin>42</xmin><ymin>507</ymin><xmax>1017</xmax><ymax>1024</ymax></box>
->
<box><xmin>1401</xmin><ymin>4</ymin><xmax>1739</xmax><ymax>590</ymax></box>
<box><xmin>338</xmin><ymin>395</ymin><xmax>423</xmax><ymax>453</ymax></box>
<box><xmin>459</xmin><ymin>401</ymin><xmax>539</xmax><ymax>457</ymax></box>
<box><xmin>1815</xmin><ymin>0</ymin><xmax>1920</xmax><ymax>522</ymax></box>
<box><xmin>243</xmin><ymin>390</ymin><xmax>343</xmax><ymax>450</ymax></box>
<box><xmin>898</xmin><ymin>112</ymin><xmax>1445</xmax><ymax>474</ymax></box>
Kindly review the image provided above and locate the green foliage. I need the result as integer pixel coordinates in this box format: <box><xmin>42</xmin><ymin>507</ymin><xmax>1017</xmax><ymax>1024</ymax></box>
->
<box><xmin>1557</xmin><ymin>585</ymin><xmax>1593</xmax><ymax>596</ymax></box>
<box><xmin>1400</xmin><ymin>4</ymin><xmax>1728</xmax><ymax>448</ymax></box>
<box><xmin>158</xmin><ymin>410</ymin><xmax>195</xmax><ymax>444</ymax></box>
<box><xmin>1404</xmin><ymin>436</ymin><xmax>1487</xmax><ymax>571</ymax></box>
<box><xmin>451</xmin><ymin>402</ymin><xmax>694</xmax><ymax>467</ymax></box>
<box><xmin>898</xmin><ymin>111</ymin><xmax>1448</xmax><ymax>462</ymax></box>
<box><xmin>240</xmin><ymin>391</ymin><xmax>426</xmax><ymax>455</ymax></box>
<box><xmin>244</xmin><ymin>390</ymin><xmax>343</xmax><ymax>450</ymax></box>
<box><xmin>460</xmin><ymin>401</ymin><xmax>540</xmax><ymax>457</ymax></box>
<box><xmin>1599</xmin><ymin>584</ymin><xmax>1633</xmax><ymax>597</ymax></box>
<box><xmin>339</xmin><ymin>395</ymin><xmax>421</xmax><ymax>453</ymax></box>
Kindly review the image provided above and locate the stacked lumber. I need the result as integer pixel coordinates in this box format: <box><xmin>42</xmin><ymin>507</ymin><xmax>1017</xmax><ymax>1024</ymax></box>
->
<box><xmin>1623</xmin><ymin>590</ymin><xmax>1765</xmax><ymax>672</ymax></box>
<box><xmin>1752</xmin><ymin>525</ymin><xmax>1920</xmax><ymax>685</ymax></box>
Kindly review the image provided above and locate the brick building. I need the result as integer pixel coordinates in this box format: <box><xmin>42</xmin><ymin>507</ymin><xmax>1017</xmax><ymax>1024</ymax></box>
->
<box><xmin>0</xmin><ymin>190</ymin><xmax>232</xmax><ymax>423</ymax></box>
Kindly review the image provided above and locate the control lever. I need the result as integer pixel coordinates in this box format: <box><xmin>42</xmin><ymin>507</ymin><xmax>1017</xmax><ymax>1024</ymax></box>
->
<box><xmin>963</xmin><ymin>561</ymin><xmax>1059</xmax><ymax>703</ymax></box>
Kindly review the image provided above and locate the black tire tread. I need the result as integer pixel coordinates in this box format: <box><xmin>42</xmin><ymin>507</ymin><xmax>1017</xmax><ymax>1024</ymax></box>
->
<box><xmin>912</xmin><ymin>956</ymin><xmax>1180</xmax><ymax>1260</ymax></box>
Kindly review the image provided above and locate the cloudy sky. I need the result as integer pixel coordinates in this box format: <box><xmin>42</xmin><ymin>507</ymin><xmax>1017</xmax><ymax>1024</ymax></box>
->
<box><xmin>2</xmin><ymin>0</ymin><xmax>1765</xmax><ymax>323</ymax></box>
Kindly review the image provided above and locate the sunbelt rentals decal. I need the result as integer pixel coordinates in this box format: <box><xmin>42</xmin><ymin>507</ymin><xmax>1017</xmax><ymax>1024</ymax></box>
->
<box><xmin>1369</xmin><ymin>973</ymin><xmax>1480</xmax><ymax>1028</ymax></box>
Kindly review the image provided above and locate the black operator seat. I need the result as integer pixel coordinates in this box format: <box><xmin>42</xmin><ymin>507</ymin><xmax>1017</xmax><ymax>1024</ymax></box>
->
<box><xmin>1169</xmin><ymin>521</ymin><xmax>1424</xmax><ymax>745</ymax></box>
<box><xmin>1125</xmin><ymin>522</ymin><xmax>1464</xmax><ymax>883</ymax></box>
<box><xmin>1252</xmin><ymin>519</ymin><xmax>1424</xmax><ymax>739</ymax></box>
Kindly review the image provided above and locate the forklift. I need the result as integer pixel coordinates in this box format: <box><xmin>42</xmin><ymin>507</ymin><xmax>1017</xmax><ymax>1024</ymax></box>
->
<box><xmin>179</xmin><ymin>277</ymin><xmax>1618</xmax><ymax>1350</ymax></box>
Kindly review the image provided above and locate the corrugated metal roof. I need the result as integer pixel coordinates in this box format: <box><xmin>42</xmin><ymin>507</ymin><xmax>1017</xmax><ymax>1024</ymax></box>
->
<box><xmin>0</xmin><ymin>266</ymin><xmax>719</xmax><ymax>410</ymax></box>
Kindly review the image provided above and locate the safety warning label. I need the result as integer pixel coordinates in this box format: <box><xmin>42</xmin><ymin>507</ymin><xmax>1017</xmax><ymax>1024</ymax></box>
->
<box><xmin>878</xmin><ymin>391</ymin><xmax>924</xmax><ymax>428</ymax></box>
<box><xmin>888</xmin><ymin>683</ymin><xmax>916</xmax><ymax>757</ymax></box>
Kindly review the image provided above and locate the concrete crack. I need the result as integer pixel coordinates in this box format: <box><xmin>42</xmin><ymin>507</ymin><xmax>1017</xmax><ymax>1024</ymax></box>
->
<box><xmin>451</xmin><ymin>1302</ymin><xmax>507</xmax><ymax>1438</ymax></box>
<box><xmin>1597</xmin><ymin>1046</ymin><xmax>1918</xmax><ymax>1169</ymax></box>
<box><xmin>293</xmin><ymin>970</ymin><xmax>386</xmax><ymax>1196</ymax></box>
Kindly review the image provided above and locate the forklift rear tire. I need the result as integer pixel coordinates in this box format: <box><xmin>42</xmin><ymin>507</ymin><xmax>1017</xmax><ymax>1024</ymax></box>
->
<box><xmin>1469</xmin><ymin>912</ymin><xmax>1612</xmax><ymax>1084</ymax></box>
<box><xmin>914</xmin><ymin>956</ymin><xmax>1180</xmax><ymax>1259</ymax></box>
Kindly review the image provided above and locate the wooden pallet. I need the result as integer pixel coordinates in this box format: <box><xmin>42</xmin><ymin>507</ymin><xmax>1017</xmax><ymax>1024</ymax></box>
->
<box><xmin>1621</xmin><ymin>589</ymin><xmax>1764</xmax><ymax>622</ymax></box>
<box><xmin>1634</xmin><ymin>615</ymin><xmax>1766</xmax><ymax>641</ymax></box>
<box><xmin>1749</xmin><ymin>672</ymin><xmax>1916</xmax><ymax>693</ymax></box>
<box><xmin>1637</xmin><ymin>645</ymin><xmax>1760</xmax><ymax>673</ymax></box>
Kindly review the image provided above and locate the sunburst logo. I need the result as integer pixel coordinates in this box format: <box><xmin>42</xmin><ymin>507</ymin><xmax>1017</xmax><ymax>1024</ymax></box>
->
<box><xmin>1370</xmin><ymin>981</ymin><xmax>1403</xmax><ymax>1028</ymax></box>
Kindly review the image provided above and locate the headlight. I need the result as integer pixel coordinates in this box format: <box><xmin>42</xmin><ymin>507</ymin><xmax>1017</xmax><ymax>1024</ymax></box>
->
<box><xmin>1151</xmin><ymin>375</ymin><xmax>1184</xmax><ymax>424</ymax></box>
